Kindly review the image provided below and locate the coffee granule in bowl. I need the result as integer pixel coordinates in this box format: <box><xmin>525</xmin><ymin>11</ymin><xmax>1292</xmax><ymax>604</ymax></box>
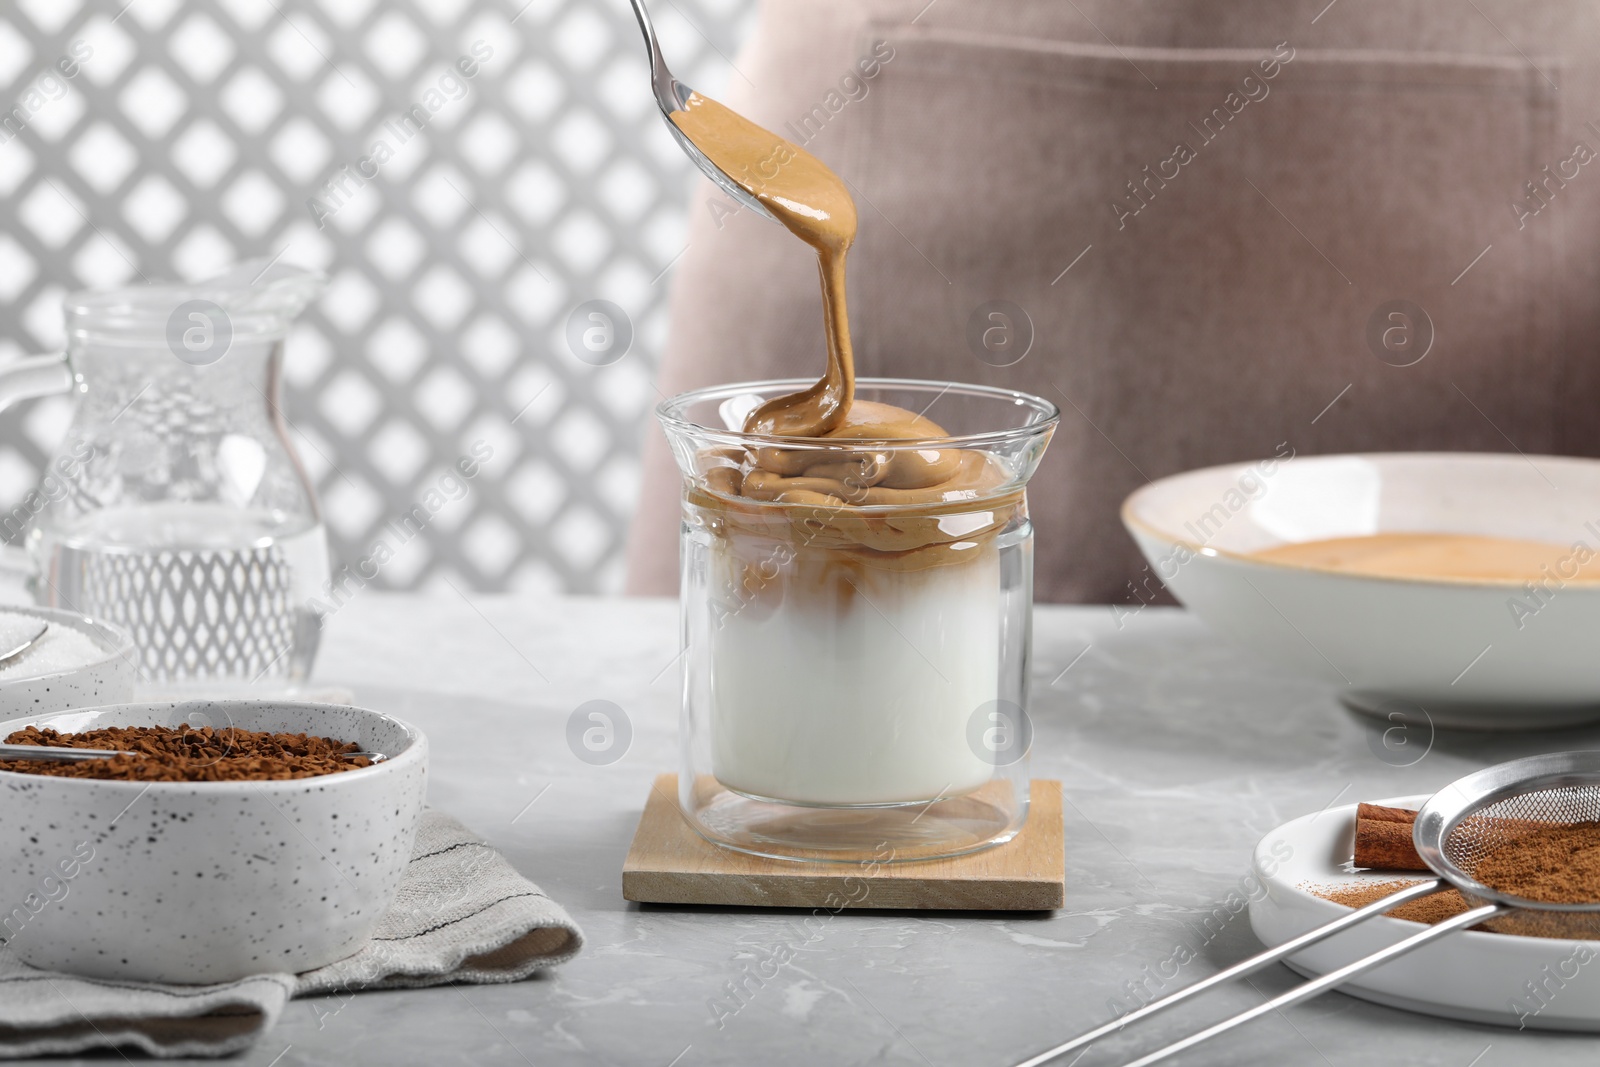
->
<box><xmin>0</xmin><ymin>725</ymin><xmax>371</xmax><ymax>782</ymax></box>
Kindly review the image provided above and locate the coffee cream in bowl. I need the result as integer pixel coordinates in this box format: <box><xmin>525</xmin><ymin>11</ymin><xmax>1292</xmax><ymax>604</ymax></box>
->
<box><xmin>1123</xmin><ymin>452</ymin><xmax>1600</xmax><ymax>728</ymax></box>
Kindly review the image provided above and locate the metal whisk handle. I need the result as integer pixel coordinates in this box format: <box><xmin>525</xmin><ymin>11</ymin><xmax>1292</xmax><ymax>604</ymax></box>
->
<box><xmin>1014</xmin><ymin>880</ymin><xmax>1507</xmax><ymax>1067</ymax></box>
<box><xmin>1013</xmin><ymin>879</ymin><xmax>1447</xmax><ymax>1066</ymax></box>
<box><xmin>1119</xmin><ymin>901</ymin><xmax>1509</xmax><ymax>1067</ymax></box>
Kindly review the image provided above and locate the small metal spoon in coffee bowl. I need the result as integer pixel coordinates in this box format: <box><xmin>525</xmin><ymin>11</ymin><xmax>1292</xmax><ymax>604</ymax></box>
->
<box><xmin>0</xmin><ymin>745</ymin><xmax>387</xmax><ymax>764</ymax></box>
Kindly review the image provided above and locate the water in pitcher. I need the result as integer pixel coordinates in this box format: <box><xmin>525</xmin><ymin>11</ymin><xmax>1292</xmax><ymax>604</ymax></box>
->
<box><xmin>39</xmin><ymin>502</ymin><xmax>329</xmax><ymax>684</ymax></box>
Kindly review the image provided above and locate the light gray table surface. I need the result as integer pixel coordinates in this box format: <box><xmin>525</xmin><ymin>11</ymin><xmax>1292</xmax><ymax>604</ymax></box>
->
<box><xmin>25</xmin><ymin>593</ymin><xmax>1600</xmax><ymax>1066</ymax></box>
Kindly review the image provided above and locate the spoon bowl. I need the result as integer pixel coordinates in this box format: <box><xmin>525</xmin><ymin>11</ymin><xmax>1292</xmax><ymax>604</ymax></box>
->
<box><xmin>0</xmin><ymin>615</ymin><xmax>48</xmax><ymax>664</ymax></box>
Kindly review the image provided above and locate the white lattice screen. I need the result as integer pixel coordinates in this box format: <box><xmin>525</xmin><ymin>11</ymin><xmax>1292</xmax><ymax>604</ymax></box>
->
<box><xmin>0</xmin><ymin>0</ymin><xmax>755</xmax><ymax>593</ymax></box>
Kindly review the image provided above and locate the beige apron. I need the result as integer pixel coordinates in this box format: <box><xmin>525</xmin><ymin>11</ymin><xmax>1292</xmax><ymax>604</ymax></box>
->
<box><xmin>625</xmin><ymin>0</ymin><xmax>1600</xmax><ymax>604</ymax></box>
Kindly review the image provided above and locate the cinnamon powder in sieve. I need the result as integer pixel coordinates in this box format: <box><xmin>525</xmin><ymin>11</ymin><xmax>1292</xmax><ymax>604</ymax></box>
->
<box><xmin>1475</xmin><ymin>822</ymin><xmax>1600</xmax><ymax>904</ymax></box>
<box><xmin>0</xmin><ymin>725</ymin><xmax>371</xmax><ymax>782</ymax></box>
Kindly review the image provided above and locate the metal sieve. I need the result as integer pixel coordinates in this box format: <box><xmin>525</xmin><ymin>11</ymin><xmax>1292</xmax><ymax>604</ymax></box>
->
<box><xmin>1016</xmin><ymin>750</ymin><xmax>1600</xmax><ymax>1067</ymax></box>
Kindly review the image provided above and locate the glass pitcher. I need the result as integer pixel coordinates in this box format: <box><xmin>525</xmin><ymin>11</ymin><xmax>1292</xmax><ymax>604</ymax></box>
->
<box><xmin>0</xmin><ymin>260</ymin><xmax>330</xmax><ymax>688</ymax></box>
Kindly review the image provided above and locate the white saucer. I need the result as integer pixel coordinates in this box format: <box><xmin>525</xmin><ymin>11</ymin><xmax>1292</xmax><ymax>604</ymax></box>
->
<box><xmin>1248</xmin><ymin>795</ymin><xmax>1600</xmax><ymax>1031</ymax></box>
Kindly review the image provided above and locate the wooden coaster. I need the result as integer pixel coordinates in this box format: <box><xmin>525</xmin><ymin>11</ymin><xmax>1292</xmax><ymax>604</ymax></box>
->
<box><xmin>622</xmin><ymin>775</ymin><xmax>1063</xmax><ymax>910</ymax></box>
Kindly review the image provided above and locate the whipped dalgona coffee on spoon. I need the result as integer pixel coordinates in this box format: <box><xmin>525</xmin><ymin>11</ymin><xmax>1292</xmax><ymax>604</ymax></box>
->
<box><xmin>670</xmin><ymin>93</ymin><xmax>1028</xmax><ymax>806</ymax></box>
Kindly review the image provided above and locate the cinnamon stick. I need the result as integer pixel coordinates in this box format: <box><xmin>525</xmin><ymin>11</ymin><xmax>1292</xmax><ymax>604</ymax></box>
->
<box><xmin>1358</xmin><ymin>802</ymin><xmax>1417</xmax><ymax>824</ymax></box>
<box><xmin>1353</xmin><ymin>803</ymin><xmax>1427</xmax><ymax>871</ymax></box>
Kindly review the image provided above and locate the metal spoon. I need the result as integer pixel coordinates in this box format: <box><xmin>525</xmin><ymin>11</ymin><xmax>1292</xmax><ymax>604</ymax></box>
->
<box><xmin>624</xmin><ymin>0</ymin><xmax>779</xmax><ymax>225</ymax></box>
<box><xmin>0</xmin><ymin>744</ymin><xmax>386</xmax><ymax>764</ymax></box>
<box><xmin>0</xmin><ymin>617</ymin><xmax>48</xmax><ymax>666</ymax></box>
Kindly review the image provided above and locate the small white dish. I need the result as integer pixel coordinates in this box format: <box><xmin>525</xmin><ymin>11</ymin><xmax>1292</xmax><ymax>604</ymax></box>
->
<box><xmin>0</xmin><ymin>606</ymin><xmax>135</xmax><ymax>717</ymax></box>
<box><xmin>1249</xmin><ymin>794</ymin><xmax>1600</xmax><ymax>1030</ymax></box>
<box><xmin>1123</xmin><ymin>452</ymin><xmax>1600</xmax><ymax>728</ymax></box>
<box><xmin>0</xmin><ymin>700</ymin><xmax>427</xmax><ymax>983</ymax></box>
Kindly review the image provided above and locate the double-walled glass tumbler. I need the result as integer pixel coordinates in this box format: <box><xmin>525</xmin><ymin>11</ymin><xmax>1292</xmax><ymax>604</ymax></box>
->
<box><xmin>659</xmin><ymin>379</ymin><xmax>1057</xmax><ymax>862</ymax></box>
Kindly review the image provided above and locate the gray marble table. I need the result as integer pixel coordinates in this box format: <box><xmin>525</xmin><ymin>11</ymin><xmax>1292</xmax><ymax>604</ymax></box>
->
<box><xmin>31</xmin><ymin>594</ymin><xmax>1600</xmax><ymax>1065</ymax></box>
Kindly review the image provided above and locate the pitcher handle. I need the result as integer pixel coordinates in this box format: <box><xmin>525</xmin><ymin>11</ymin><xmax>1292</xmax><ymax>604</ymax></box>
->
<box><xmin>0</xmin><ymin>354</ymin><xmax>73</xmax><ymax>415</ymax></box>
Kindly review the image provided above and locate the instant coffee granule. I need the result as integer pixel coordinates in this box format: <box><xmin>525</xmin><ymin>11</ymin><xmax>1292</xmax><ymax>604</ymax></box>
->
<box><xmin>0</xmin><ymin>725</ymin><xmax>370</xmax><ymax>782</ymax></box>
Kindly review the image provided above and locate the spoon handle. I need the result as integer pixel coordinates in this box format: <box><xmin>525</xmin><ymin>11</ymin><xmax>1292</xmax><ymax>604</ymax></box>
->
<box><xmin>0</xmin><ymin>743</ymin><xmax>126</xmax><ymax>762</ymax></box>
<box><xmin>0</xmin><ymin>744</ymin><xmax>385</xmax><ymax>764</ymax></box>
<box><xmin>625</xmin><ymin>0</ymin><xmax>678</xmax><ymax>114</ymax></box>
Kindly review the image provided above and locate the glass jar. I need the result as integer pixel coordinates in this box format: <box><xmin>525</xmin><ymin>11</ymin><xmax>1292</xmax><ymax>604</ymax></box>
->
<box><xmin>659</xmin><ymin>379</ymin><xmax>1058</xmax><ymax>862</ymax></box>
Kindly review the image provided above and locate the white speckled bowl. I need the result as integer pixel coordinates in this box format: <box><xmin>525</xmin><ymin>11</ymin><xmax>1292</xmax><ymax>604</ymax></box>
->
<box><xmin>0</xmin><ymin>606</ymin><xmax>136</xmax><ymax>717</ymax></box>
<box><xmin>0</xmin><ymin>700</ymin><xmax>427</xmax><ymax>983</ymax></box>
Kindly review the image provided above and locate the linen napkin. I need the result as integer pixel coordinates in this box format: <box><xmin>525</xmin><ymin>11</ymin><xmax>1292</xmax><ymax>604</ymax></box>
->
<box><xmin>0</xmin><ymin>811</ymin><xmax>583</xmax><ymax>1059</ymax></box>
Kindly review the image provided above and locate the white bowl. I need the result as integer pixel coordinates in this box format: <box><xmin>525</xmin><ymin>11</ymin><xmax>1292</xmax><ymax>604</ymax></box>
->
<box><xmin>0</xmin><ymin>700</ymin><xmax>427</xmax><ymax>982</ymax></box>
<box><xmin>1123</xmin><ymin>452</ymin><xmax>1600</xmax><ymax>728</ymax></box>
<box><xmin>0</xmin><ymin>606</ymin><xmax>136</xmax><ymax>717</ymax></box>
<box><xmin>1249</xmin><ymin>795</ymin><xmax>1600</xmax><ymax>1030</ymax></box>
